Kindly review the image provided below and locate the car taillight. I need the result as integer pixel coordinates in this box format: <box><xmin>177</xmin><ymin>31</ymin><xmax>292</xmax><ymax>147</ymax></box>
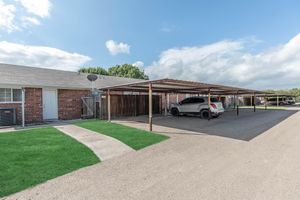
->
<box><xmin>210</xmin><ymin>103</ymin><xmax>217</xmax><ymax>109</ymax></box>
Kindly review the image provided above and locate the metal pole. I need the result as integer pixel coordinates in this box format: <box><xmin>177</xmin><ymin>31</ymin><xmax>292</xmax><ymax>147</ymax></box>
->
<box><xmin>167</xmin><ymin>93</ymin><xmax>170</xmax><ymax>111</ymax></box>
<box><xmin>233</xmin><ymin>95</ymin><xmax>236</xmax><ymax>109</ymax></box>
<box><xmin>21</xmin><ymin>88</ymin><xmax>25</xmax><ymax>127</ymax></box>
<box><xmin>265</xmin><ymin>95</ymin><xmax>267</xmax><ymax>110</ymax></box>
<box><xmin>236</xmin><ymin>91</ymin><xmax>239</xmax><ymax>116</ymax></box>
<box><xmin>149</xmin><ymin>83</ymin><xmax>153</xmax><ymax>131</ymax></box>
<box><xmin>134</xmin><ymin>95</ymin><xmax>137</xmax><ymax>116</ymax></box>
<box><xmin>99</xmin><ymin>92</ymin><xmax>102</xmax><ymax>119</ymax></box>
<box><xmin>107</xmin><ymin>89</ymin><xmax>111</xmax><ymax>122</ymax></box>
<box><xmin>164</xmin><ymin>93</ymin><xmax>167</xmax><ymax>116</ymax></box>
<box><xmin>208</xmin><ymin>89</ymin><xmax>211</xmax><ymax>120</ymax></box>
<box><xmin>250</xmin><ymin>95</ymin><xmax>253</xmax><ymax>106</ymax></box>
<box><xmin>253</xmin><ymin>93</ymin><xmax>256</xmax><ymax>112</ymax></box>
<box><xmin>94</xmin><ymin>96</ymin><xmax>96</xmax><ymax>119</ymax></box>
<box><xmin>277</xmin><ymin>95</ymin><xmax>279</xmax><ymax>107</ymax></box>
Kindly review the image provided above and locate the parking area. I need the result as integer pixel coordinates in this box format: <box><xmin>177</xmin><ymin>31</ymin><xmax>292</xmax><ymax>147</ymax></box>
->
<box><xmin>116</xmin><ymin>108</ymin><xmax>298</xmax><ymax>141</ymax></box>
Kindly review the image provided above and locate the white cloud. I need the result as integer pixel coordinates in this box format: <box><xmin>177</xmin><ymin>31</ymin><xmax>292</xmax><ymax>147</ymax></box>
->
<box><xmin>145</xmin><ymin>34</ymin><xmax>300</xmax><ymax>89</ymax></box>
<box><xmin>0</xmin><ymin>0</ymin><xmax>19</xmax><ymax>32</ymax></box>
<box><xmin>132</xmin><ymin>61</ymin><xmax>144</xmax><ymax>69</ymax></box>
<box><xmin>0</xmin><ymin>0</ymin><xmax>50</xmax><ymax>32</ymax></box>
<box><xmin>18</xmin><ymin>0</ymin><xmax>51</xmax><ymax>18</ymax></box>
<box><xmin>21</xmin><ymin>16</ymin><xmax>41</xmax><ymax>27</ymax></box>
<box><xmin>105</xmin><ymin>40</ymin><xmax>130</xmax><ymax>55</ymax></box>
<box><xmin>0</xmin><ymin>41</ymin><xmax>91</xmax><ymax>71</ymax></box>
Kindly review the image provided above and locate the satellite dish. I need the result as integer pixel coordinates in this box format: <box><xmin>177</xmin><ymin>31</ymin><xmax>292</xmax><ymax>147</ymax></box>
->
<box><xmin>87</xmin><ymin>74</ymin><xmax>98</xmax><ymax>82</ymax></box>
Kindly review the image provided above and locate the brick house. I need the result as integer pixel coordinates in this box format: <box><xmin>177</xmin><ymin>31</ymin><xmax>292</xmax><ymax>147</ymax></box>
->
<box><xmin>0</xmin><ymin>63</ymin><xmax>141</xmax><ymax>126</ymax></box>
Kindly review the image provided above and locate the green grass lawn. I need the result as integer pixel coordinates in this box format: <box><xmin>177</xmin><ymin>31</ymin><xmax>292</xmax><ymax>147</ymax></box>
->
<box><xmin>0</xmin><ymin>127</ymin><xmax>99</xmax><ymax>197</ymax></box>
<box><xmin>75</xmin><ymin>120</ymin><xmax>169</xmax><ymax>150</ymax></box>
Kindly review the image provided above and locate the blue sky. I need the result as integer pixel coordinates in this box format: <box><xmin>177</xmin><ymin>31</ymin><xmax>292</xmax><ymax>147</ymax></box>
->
<box><xmin>1</xmin><ymin>0</ymin><xmax>300</xmax><ymax>89</ymax></box>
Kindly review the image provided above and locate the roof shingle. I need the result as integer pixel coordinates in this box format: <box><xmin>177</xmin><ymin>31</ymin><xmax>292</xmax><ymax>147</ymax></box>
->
<box><xmin>0</xmin><ymin>63</ymin><xmax>143</xmax><ymax>89</ymax></box>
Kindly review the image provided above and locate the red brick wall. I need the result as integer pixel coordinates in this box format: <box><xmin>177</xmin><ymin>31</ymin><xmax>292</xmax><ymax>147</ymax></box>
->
<box><xmin>0</xmin><ymin>103</ymin><xmax>22</xmax><ymax>124</ymax></box>
<box><xmin>1</xmin><ymin>88</ymin><xmax>90</xmax><ymax>125</ymax></box>
<box><xmin>58</xmin><ymin>89</ymin><xmax>89</xmax><ymax>120</ymax></box>
<box><xmin>25</xmin><ymin>88</ymin><xmax>43</xmax><ymax>123</ymax></box>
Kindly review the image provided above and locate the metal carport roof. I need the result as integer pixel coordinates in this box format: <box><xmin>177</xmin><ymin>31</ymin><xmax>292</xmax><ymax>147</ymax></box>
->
<box><xmin>99</xmin><ymin>78</ymin><xmax>270</xmax><ymax>132</ymax></box>
<box><xmin>99</xmin><ymin>78</ymin><xmax>267</xmax><ymax>95</ymax></box>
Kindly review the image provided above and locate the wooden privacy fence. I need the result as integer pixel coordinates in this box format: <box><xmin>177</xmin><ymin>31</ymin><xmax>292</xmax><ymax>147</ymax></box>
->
<box><xmin>99</xmin><ymin>94</ymin><xmax>161</xmax><ymax>119</ymax></box>
<box><xmin>81</xmin><ymin>96</ymin><xmax>95</xmax><ymax>118</ymax></box>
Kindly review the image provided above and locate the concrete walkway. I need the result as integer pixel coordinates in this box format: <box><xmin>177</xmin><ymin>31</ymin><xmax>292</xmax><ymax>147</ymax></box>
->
<box><xmin>54</xmin><ymin>124</ymin><xmax>134</xmax><ymax>161</ymax></box>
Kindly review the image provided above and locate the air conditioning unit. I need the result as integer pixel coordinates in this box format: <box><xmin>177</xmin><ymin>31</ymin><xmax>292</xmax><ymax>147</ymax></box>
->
<box><xmin>0</xmin><ymin>108</ymin><xmax>16</xmax><ymax>126</ymax></box>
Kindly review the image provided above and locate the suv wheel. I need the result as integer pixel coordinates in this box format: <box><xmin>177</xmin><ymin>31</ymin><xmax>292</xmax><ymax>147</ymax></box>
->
<box><xmin>200</xmin><ymin>109</ymin><xmax>210</xmax><ymax>119</ymax></box>
<box><xmin>171</xmin><ymin>108</ymin><xmax>179</xmax><ymax>116</ymax></box>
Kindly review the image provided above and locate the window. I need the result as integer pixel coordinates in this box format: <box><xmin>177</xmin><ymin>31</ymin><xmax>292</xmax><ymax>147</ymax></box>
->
<box><xmin>0</xmin><ymin>88</ymin><xmax>11</xmax><ymax>102</ymax></box>
<box><xmin>13</xmin><ymin>89</ymin><xmax>22</xmax><ymax>101</ymax></box>
<box><xmin>193</xmin><ymin>98</ymin><xmax>205</xmax><ymax>103</ymax></box>
<box><xmin>210</xmin><ymin>98</ymin><xmax>219</xmax><ymax>102</ymax></box>
<box><xmin>181</xmin><ymin>98</ymin><xmax>191</xmax><ymax>104</ymax></box>
<box><xmin>189</xmin><ymin>98</ymin><xmax>198</xmax><ymax>104</ymax></box>
<box><xmin>0</xmin><ymin>88</ymin><xmax>22</xmax><ymax>103</ymax></box>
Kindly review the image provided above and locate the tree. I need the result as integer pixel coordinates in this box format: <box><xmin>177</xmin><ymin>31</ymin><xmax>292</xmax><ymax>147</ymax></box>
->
<box><xmin>108</xmin><ymin>64</ymin><xmax>149</xmax><ymax>80</ymax></box>
<box><xmin>79</xmin><ymin>64</ymin><xmax>149</xmax><ymax>80</ymax></box>
<box><xmin>79</xmin><ymin>67</ymin><xmax>109</xmax><ymax>75</ymax></box>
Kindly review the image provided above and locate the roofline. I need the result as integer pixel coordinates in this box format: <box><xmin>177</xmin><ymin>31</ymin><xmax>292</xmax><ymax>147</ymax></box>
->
<box><xmin>99</xmin><ymin>78</ymin><xmax>269</xmax><ymax>95</ymax></box>
<box><xmin>0</xmin><ymin>83</ymin><xmax>91</xmax><ymax>90</ymax></box>
<box><xmin>0</xmin><ymin>62</ymin><xmax>82</xmax><ymax>74</ymax></box>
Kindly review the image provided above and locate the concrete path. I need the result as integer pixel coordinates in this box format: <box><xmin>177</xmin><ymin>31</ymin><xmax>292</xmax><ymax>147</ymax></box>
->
<box><xmin>54</xmin><ymin>124</ymin><xmax>134</xmax><ymax>161</ymax></box>
<box><xmin>4</xmin><ymin>111</ymin><xmax>300</xmax><ymax>200</ymax></box>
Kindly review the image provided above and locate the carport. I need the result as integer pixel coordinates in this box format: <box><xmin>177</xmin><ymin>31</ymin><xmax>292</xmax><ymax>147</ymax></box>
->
<box><xmin>256</xmin><ymin>94</ymin><xmax>296</xmax><ymax>107</ymax></box>
<box><xmin>100</xmin><ymin>78</ymin><xmax>268</xmax><ymax>131</ymax></box>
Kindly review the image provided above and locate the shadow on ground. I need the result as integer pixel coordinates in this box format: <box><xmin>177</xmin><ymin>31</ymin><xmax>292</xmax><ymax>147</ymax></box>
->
<box><xmin>118</xmin><ymin>109</ymin><xmax>298</xmax><ymax>141</ymax></box>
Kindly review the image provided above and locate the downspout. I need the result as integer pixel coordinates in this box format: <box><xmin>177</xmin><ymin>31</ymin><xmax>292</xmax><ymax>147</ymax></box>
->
<box><xmin>21</xmin><ymin>88</ymin><xmax>25</xmax><ymax>127</ymax></box>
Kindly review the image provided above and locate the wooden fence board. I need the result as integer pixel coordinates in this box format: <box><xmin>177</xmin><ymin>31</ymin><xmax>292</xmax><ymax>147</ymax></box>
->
<box><xmin>99</xmin><ymin>94</ymin><xmax>161</xmax><ymax>119</ymax></box>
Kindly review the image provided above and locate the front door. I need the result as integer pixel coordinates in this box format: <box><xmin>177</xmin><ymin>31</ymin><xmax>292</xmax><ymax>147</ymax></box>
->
<box><xmin>43</xmin><ymin>89</ymin><xmax>58</xmax><ymax>120</ymax></box>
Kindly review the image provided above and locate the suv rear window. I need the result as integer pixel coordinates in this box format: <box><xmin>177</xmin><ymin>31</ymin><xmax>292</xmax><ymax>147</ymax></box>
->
<box><xmin>190</xmin><ymin>97</ymin><xmax>205</xmax><ymax>103</ymax></box>
<box><xmin>181</xmin><ymin>98</ymin><xmax>192</xmax><ymax>104</ymax></box>
<box><xmin>210</xmin><ymin>98</ymin><xmax>219</xmax><ymax>102</ymax></box>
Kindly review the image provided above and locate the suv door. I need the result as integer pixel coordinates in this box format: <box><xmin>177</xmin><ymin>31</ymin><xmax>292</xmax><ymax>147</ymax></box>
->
<box><xmin>188</xmin><ymin>97</ymin><xmax>205</xmax><ymax>113</ymax></box>
<box><xmin>178</xmin><ymin>98</ymin><xmax>192</xmax><ymax>112</ymax></box>
<box><xmin>180</xmin><ymin>97</ymin><xmax>205</xmax><ymax>113</ymax></box>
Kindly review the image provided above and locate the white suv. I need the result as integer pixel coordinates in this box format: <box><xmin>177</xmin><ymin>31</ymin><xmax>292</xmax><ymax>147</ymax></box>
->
<box><xmin>170</xmin><ymin>96</ymin><xmax>225</xmax><ymax>119</ymax></box>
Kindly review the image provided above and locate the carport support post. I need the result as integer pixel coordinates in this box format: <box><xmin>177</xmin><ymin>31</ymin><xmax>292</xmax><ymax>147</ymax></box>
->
<box><xmin>208</xmin><ymin>89</ymin><xmax>211</xmax><ymax>120</ymax></box>
<box><xmin>277</xmin><ymin>95</ymin><xmax>279</xmax><ymax>107</ymax></box>
<box><xmin>233</xmin><ymin>95</ymin><xmax>236</xmax><ymax>109</ymax></box>
<box><xmin>253</xmin><ymin>93</ymin><xmax>256</xmax><ymax>112</ymax></box>
<box><xmin>265</xmin><ymin>95</ymin><xmax>267</xmax><ymax>110</ymax></box>
<box><xmin>107</xmin><ymin>89</ymin><xmax>111</xmax><ymax>122</ymax></box>
<box><xmin>164</xmin><ymin>93</ymin><xmax>168</xmax><ymax>116</ymax></box>
<box><xmin>236</xmin><ymin>91</ymin><xmax>239</xmax><ymax>116</ymax></box>
<box><xmin>149</xmin><ymin>83</ymin><xmax>153</xmax><ymax>131</ymax></box>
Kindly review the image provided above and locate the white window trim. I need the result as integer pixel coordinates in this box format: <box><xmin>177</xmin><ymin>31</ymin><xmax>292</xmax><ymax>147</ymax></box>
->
<box><xmin>0</xmin><ymin>88</ymin><xmax>22</xmax><ymax>104</ymax></box>
<box><xmin>0</xmin><ymin>101</ymin><xmax>22</xmax><ymax>104</ymax></box>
